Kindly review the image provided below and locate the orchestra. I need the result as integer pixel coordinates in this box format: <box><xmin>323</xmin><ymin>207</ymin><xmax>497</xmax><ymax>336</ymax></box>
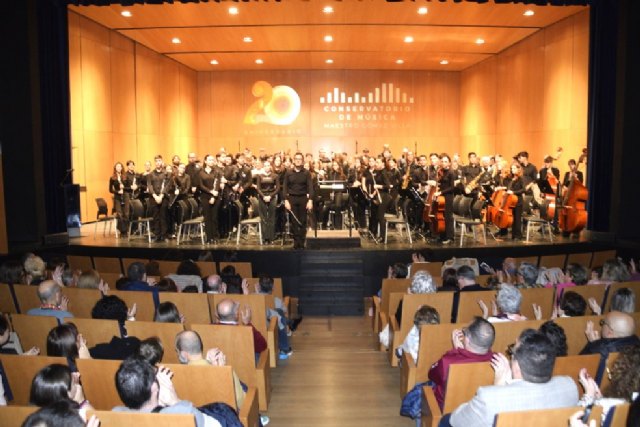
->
<box><xmin>108</xmin><ymin>144</ymin><xmax>588</xmax><ymax>247</ymax></box>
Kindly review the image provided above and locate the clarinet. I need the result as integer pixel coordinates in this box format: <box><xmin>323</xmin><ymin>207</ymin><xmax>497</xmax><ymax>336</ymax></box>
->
<box><xmin>118</xmin><ymin>175</ymin><xmax>125</xmax><ymax>206</ymax></box>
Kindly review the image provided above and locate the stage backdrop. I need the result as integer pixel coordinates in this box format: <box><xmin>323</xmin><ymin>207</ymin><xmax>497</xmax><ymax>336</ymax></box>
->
<box><xmin>69</xmin><ymin>9</ymin><xmax>588</xmax><ymax>221</ymax></box>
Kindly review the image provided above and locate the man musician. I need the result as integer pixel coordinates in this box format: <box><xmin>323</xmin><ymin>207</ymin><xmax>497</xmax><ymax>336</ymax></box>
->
<box><xmin>283</xmin><ymin>152</ymin><xmax>314</xmax><ymax>249</ymax></box>
<box><xmin>147</xmin><ymin>155</ymin><xmax>169</xmax><ymax>242</ymax></box>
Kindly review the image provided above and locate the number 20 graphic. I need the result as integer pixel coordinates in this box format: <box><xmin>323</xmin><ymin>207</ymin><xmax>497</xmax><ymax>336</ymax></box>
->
<box><xmin>244</xmin><ymin>80</ymin><xmax>301</xmax><ymax>126</ymax></box>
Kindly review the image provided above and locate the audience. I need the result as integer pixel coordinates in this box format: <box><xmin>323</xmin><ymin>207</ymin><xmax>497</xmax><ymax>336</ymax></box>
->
<box><xmin>1</xmin><ymin>315</ymin><xmax>39</xmax><ymax>355</ymax></box>
<box><xmin>589</xmin><ymin>287</ymin><xmax>636</xmax><ymax>315</ymax></box>
<box><xmin>29</xmin><ymin>364</ymin><xmax>93</xmax><ymax>417</ymax></box>
<box><xmin>580</xmin><ymin>311</ymin><xmax>640</xmax><ymax>360</ymax></box>
<box><xmin>479</xmin><ymin>283</ymin><xmax>527</xmax><ymax>322</ymax></box>
<box><xmin>165</xmin><ymin>260</ymin><xmax>203</xmax><ymax>292</ymax></box>
<box><xmin>27</xmin><ymin>280</ymin><xmax>73</xmax><ymax>322</ymax></box>
<box><xmin>155</xmin><ymin>277</ymin><xmax>178</xmax><ymax>292</ymax></box>
<box><xmin>538</xmin><ymin>320</ymin><xmax>568</xmax><ymax>357</ymax></box>
<box><xmin>119</xmin><ymin>262</ymin><xmax>160</xmax><ymax>307</ymax></box>
<box><xmin>396</xmin><ymin>305</ymin><xmax>440</xmax><ymax>363</ymax></box>
<box><xmin>135</xmin><ymin>337</ymin><xmax>164</xmax><ymax>366</ymax></box>
<box><xmin>559</xmin><ymin>291</ymin><xmax>588</xmax><ymax>317</ymax></box>
<box><xmin>205</xmin><ymin>274</ymin><xmax>227</xmax><ymax>294</ymax></box>
<box><xmin>215</xmin><ymin>298</ymin><xmax>267</xmax><ymax>357</ymax></box>
<box><xmin>515</xmin><ymin>262</ymin><xmax>539</xmax><ymax>288</ymax></box>
<box><xmin>89</xmin><ymin>296</ymin><xmax>140</xmax><ymax>360</ymax></box>
<box><xmin>154</xmin><ymin>301</ymin><xmax>184</xmax><ymax>324</ymax></box>
<box><xmin>252</xmin><ymin>274</ymin><xmax>294</xmax><ymax>359</ymax></box>
<box><xmin>394</xmin><ymin>271</ymin><xmax>437</xmax><ymax>327</ymax></box>
<box><xmin>23</xmin><ymin>254</ymin><xmax>47</xmax><ymax>286</ymax></box>
<box><xmin>451</xmin><ymin>266</ymin><xmax>486</xmax><ymax>322</ymax></box>
<box><xmin>46</xmin><ymin>323</ymin><xmax>90</xmax><ymax>370</ymax></box>
<box><xmin>22</xmin><ymin>400</ymin><xmax>98</xmax><ymax>427</ymax></box>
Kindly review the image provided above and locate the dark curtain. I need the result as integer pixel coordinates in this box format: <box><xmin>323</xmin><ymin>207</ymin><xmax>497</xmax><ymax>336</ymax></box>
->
<box><xmin>585</xmin><ymin>0</ymin><xmax>619</xmax><ymax>233</ymax></box>
<box><xmin>38</xmin><ymin>0</ymin><xmax>73</xmax><ymax>234</ymax></box>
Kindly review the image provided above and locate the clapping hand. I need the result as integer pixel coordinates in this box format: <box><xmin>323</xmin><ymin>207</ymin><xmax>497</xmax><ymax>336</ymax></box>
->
<box><xmin>156</xmin><ymin>366</ymin><xmax>180</xmax><ymax>407</ymax></box>
<box><xmin>491</xmin><ymin>353</ymin><xmax>512</xmax><ymax>386</ymax></box>
<box><xmin>585</xmin><ymin>320</ymin><xmax>599</xmax><ymax>342</ymax></box>
<box><xmin>240</xmin><ymin>305</ymin><xmax>252</xmax><ymax>325</ymax></box>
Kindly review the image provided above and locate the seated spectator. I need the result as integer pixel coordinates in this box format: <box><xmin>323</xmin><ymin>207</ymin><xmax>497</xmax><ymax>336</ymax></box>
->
<box><xmin>395</xmin><ymin>271</ymin><xmax>437</xmax><ymax>327</ymax></box>
<box><xmin>601</xmin><ymin>258</ymin><xmax>631</xmax><ymax>283</ymax></box>
<box><xmin>77</xmin><ymin>269</ymin><xmax>109</xmax><ymax>294</ymax></box>
<box><xmin>451</xmin><ymin>265</ymin><xmax>486</xmax><ymax>322</ymax></box>
<box><xmin>220</xmin><ymin>265</ymin><xmax>242</xmax><ymax>294</ymax></box>
<box><xmin>388</xmin><ymin>262</ymin><xmax>409</xmax><ymax>280</ymax></box>
<box><xmin>396</xmin><ymin>305</ymin><xmax>440</xmax><ymax>363</ymax></box>
<box><xmin>135</xmin><ymin>337</ymin><xmax>164</xmax><ymax>366</ymax></box>
<box><xmin>156</xmin><ymin>277</ymin><xmax>178</xmax><ymax>293</ymax></box>
<box><xmin>22</xmin><ymin>400</ymin><xmax>97</xmax><ymax>427</ymax></box>
<box><xmin>545</xmin><ymin>263</ymin><xmax>589</xmax><ymax>301</ymax></box>
<box><xmin>429</xmin><ymin>317</ymin><xmax>496</xmax><ymax>409</ymax></box>
<box><xmin>446</xmin><ymin>329</ymin><xmax>578</xmax><ymax>427</ymax></box>
<box><xmin>23</xmin><ymin>254</ymin><xmax>47</xmax><ymax>285</ymax></box>
<box><xmin>175</xmin><ymin>330</ymin><xmax>246</xmax><ymax>409</ymax></box>
<box><xmin>539</xmin><ymin>321</ymin><xmax>568</xmax><ymax>357</ymax></box>
<box><xmin>145</xmin><ymin>260</ymin><xmax>161</xmax><ymax>277</ymax></box>
<box><xmin>580</xmin><ymin>311</ymin><xmax>640</xmax><ymax>360</ymax></box>
<box><xmin>559</xmin><ymin>291</ymin><xmax>588</xmax><ymax>317</ymax></box>
<box><xmin>120</xmin><ymin>262</ymin><xmax>160</xmax><ymax>307</ymax></box>
<box><xmin>479</xmin><ymin>283</ymin><xmax>527</xmax><ymax>322</ymax></box>
<box><xmin>113</xmin><ymin>358</ymin><xmax>222</xmax><ymax>427</ymax></box>
<box><xmin>439</xmin><ymin>268</ymin><xmax>459</xmax><ymax>292</ymax></box>
<box><xmin>27</xmin><ymin>280</ymin><xmax>73</xmax><ymax>322</ymax></box>
<box><xmin>589</xmin><ymin>287</ymin><xmax>636</xmax><ymax>315</ymax></box>
<box><xmin>154</xmin><ymin>301</ymin><xmax>184</xmax><ymax>324</ymax></box>
<box><xmin>515</xmin><ymin>262</ymin><xmax>540</xmax><ymax>288</ymax></box>
<box><xmin>89</xmin><ymin>296</ymin><xmax>140</xmax><ymax>360</ymax></box>
<box><xmin>252</xmin><ymin>274</ymin><xmax>295</xmax><ymax>359</ymax></box>
<box><xmin>0</xmin><ymin>260</ymin><xmax>25</xmax><ymax>285</ymax></box>
<box><xmin>165</xmin><ymin>260</ymin><xmax>203</xmax><ymax>293</ymax></box>
<box><xmin>215</xmin><ymin>298</ymin><xmax>267</xmax><ymax>357</ymax></box>
<box><xmin>205</xmin><ymin>275</ymin><xmax>226</xmax><ymax>294</ymax></box>
<box><xmin>46</xmin><ymin>323</ymin><xmax>91</xmax><ymax>370</ymax></box>
<box><xmin>29</xmin><ymin>364</ymin><xmax>92</xmax><ymax>415</ymax></box>
<box><xmin>587</xmin><ymin>266</ymin><xmax>604</xmax><ymax>285</ymax></box>
<box><xmin>536</xmin><ymin>267</ymin><xmax>564</xmax><ymax>287</ymax></box>
<box><xmin>0</xmin><ymin>315</ymin><xmax>39</xmax><ymax>355</ymax></box>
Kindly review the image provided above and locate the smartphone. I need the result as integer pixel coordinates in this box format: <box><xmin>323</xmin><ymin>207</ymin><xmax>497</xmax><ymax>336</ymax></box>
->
<box><xmin>581</xmin><ymin>404</ymin><xmax>593</xmax><ymax>423</ymax></box>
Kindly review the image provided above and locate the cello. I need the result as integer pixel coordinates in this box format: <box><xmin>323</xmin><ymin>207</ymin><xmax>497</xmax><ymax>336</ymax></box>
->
<box><xmin>492</xmin><ymin>166</ymin><xmax>519</xmax><ymax>230</ymax></box>
<box><xmin>559</xmin><ymin>149</ymin><xmax>588</xmax><ymax>234</ymax></box>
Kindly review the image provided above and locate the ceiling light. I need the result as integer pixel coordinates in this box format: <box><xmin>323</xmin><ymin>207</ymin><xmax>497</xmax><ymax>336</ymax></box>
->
<box><xmin>440</xmin><ymin>59</ymin><xmax>449</xmax><ymax>65</ymax></box>
<box><xmin>396</xmin><ymin>59</ymin><xmax>404</xmax><ymax>65</ymax></box>
<box><xmin>523</xmin><ymin>10</ymin><xmax>535</xmax><ymax>16</ymax></box>
<box><xmin>255</xmin><ymin>59</ymin><xmax>264</xmax><ymax>65</ymax></box>
<box><xmin>417</xmin><ymin>7</ymin><xmax>428</xmax><ymax>15</ymax></box>
<box><xmin>171</xmin><ymin>37</ymin><xmax>181</xmax><ymax>44</ymax></box>
<box><xmin>210</xmin><ymin>59</ymin><xmax>219</xmax><ymax>65</ymax></box>
<box><xmin>326</xmin><ymin>59</ymin><xmax>334</xmax><ymax>64</ymax></box>
<box><xmin>243</xmin><ymin>36</ymin><xmax>253</xmax><ymax>43</ymax></box>
<box><xmin>121</xmin><ymin>10</ymin><xmax>132</xmax><ymax>18</ymax></box>
<box><xmin>404</xmin><ymin>36</ymin><xmax>414</xmax><ymax>43</ymax></box>
<box><xmin>475</xmin><ymin>38</ymin><xmax>485</xmax><ymax>45</ymax></box>
<box><xmin>324</xmin><ymin>35</ymin><xmax>333</xmax><ymax>43</ymax></box>
<box><xmin>228</xmin><ymin>7</ymin><xmax>239</xmax><ymax>15</ymax></box>
<box><xmin>323</xmin><ymin>6</ymin><xmax>334</xmax><ymax>14</ymax></box>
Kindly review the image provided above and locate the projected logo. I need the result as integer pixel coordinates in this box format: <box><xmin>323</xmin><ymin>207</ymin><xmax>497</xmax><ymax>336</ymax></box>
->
<box><xmin>244</xmin><ymin>81</ymin><xmax>301</xmax><ymax>126</ymax></box>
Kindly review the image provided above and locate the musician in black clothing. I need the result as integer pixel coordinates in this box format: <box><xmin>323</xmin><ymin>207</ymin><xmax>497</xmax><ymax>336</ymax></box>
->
<box><xmin>199</xmin><ymin>154</ymin><xmax>223</xmax><ymax>244</ymax></box>
<box><xmin>562</xmin><ymin>158</ymin><xmax>584</xmax><ymax>189</ymax></box>
<box><xmin>124</xmin><ymin>160</ymin><xmax>139</xmax><ymax>200</ymax></box>
<box><xmin>256</xmin><ymin>161</ymin><xmax>280</xmax><ymax>243</ymax></box>
<box><xmin>185</xmin><ymin>152</ymin><xmax>200</xmax><ymax>195</ymax></box>
<box><xmin>434</xmin><ymin>154</ymin><xmax>455</xmax><ymax>244</ymax></box>
<box><xmin>516</xmin><ymin>151</ymin><xmax>538</xmax><ymax>188</ymax></box>
<box><xmin>462</xmin><ymin>152</ymin><xmax>482</xmax><ymax>185</ymax></box>
<box><xmin>219</xmin><ymin>153</ymin><xmax>242</xmax><ymax>238</ymax></box>
<box><xmin>169</xmin><ymin>163</ymin><xmax>191</xmax><ymax>236</ymax></box>
<box><xmin>539</xmin><ymin>156</ymin><xmax>560</xmax><ymax>182</ymax></box>
<box><xmin>321</xmin><ymin>160</ymin><xmax>347</xmax><ymax>229</ymax></box>
<box><xmin>507</xmin><ymin>162</ymin><xmax>526</xmax><ymax>240</ymax></box>
<box><xmin>427</xmin><ymin>153</ymin><xmax>441</xmax><ymax>183</ymax></box>
<box><xmin>371</xmin><ymin>157</ymin><xmax>391</xmax><ymax>241</ymax></box>
<box><xmin>385</xmin><ymin>158</ymin><xmax>402</xmax><ymax>212</ymax></box>
<box><xmin>283</xmin><ymin>153</ymin><xmax>314</xmax><ymax>249</ymax></box>
<box><xmin>147</xmin><ymin>155</ymin><xmax>169</xmax><ymax>242</ymax></box>
<box><xmin>109</xmin><ymin>162</ymin><xmax>131</xmax><ymax>236</ymax></box>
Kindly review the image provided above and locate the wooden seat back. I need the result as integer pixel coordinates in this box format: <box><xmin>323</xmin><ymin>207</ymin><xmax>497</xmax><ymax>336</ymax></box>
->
<box><xmin>0</xmin><ymin>406</ymin><xmax>37</xmax><ymax>427</ymax></box>
<box><xmin>195</xmin><ymin>261</ymin><xmax>216</xmax><ymax>277</ymax></box>
<box><xmin>494</xmin><ymin>406</ymin><xmax>602</xmax><ymax>427</ymax></box>
<box><xmin>552</xmin><ymin>353</ymin><xmax>602</xmax><ymax>390</ymax></box>
<box><xmin>491</xmin><ymin>319</ymin><xmax>545</xmax><ymax>355</ymax></box>
<box><xmin>566</xmin><ymin>252</ymin><xmax>592</xmax><ymax>269</ymax></box>
<box><xmin>0</xmin><ymin>354</ymin><xmax>67</xmax><ymax>405</ymax></box>
<box><xmin>379</xmin><ymin>278</ymin><xmax>410</xmax><ymax>320</ymax></box>
<box><xmin>412</xmin><ymin>322</ymin><xmax>464</xmax><ymax>387</ymax></box>
<box><xmin>9</xmin><ymin>314</ymin><xmax>58</xmax><ymax>351</ymax></box>
<box><xmin>156</xmin><ymin>260</ymin><xmax>181</xmax><ymax>277</ymax></box>
<box><xmin>66</xmin><ymin>255</ymin><xmax>93</xmax><ymax>271</ymax></box>
<box><xmin>519</xmin><ymin>287</ymin><xmax>555</xmax><ymax>320</ymax></box>
<box><xmin>219</xmin><ymin>262</ymin><xmax>252</xmax><ymax>279</ymax></box>
<box><xmin>99</xmin><ymin>272</ymin><xmax>125</xmax><ymax>288</ymax></box>
<box><xmin>539</xmin><ymin>254</ymin><xmax>567</xmax><ymax>269</ymax></box>
<box><xmin>247</xmin><ymin>277</ymin><xmax>284</xmax><ymax>301</ymax></box>
<box><xmin>0</xmin><ymin>283</ymin><xmax>18</xmax><ymax>313</ymax></box>
<box><xmin>125</xmin><ymin>320</ymin><xmax>184</xmax><ymax>363</ymax></box>
<box><xmin>66</xmin><ymin>318</ymin><xmax>121</xmax><ymax>349</ymax></box>
<box><xmin>62</xmin><ymin>287</ymin><xmax>102</xmax><ymax>319</ymax></box>
<box><xmin>161</xmin><ymin>363</ymin><xmax>237</xmax><ymax>408</ymax></box>
<box><xmin>456</xmin><ymin>290</ymin><xmax>496</xmax><ymax>323</ymax></box>
<box><xmin>553</xmin><ymin>315</ymin><xmax>604</xmax><ymax>355</ymax></box>
<box><xmin>591</xmin><ymin>250</ymin><xmax>616</xmax><ymax>268</ymax></box>
<box><xmin>86</xmin><ymin>411</ymin><xmax>196</xmax><ymax>427</ymax></box>
<box><xmin>606</xmin><ymin>403</ymin><xmax>630</xmax><ymax>427</ymax></box>
<box><xmin>561</xmin><ymin>285</ymin><xmax>607</xmax><ymax>313</ymax></box>
<box><xmin>442</xmin><ymin>361</ymin><xmax>494</xmax><ymax>413</ymax></box>
<box><xmin>399</xmin><ymin>293</ymin><xmax>454</xmax><ymax>333</ymax></box>
<box><xmin>76</xmin><ymin>358</ymin><xmax>123</xmax><ymax>410</ymax></box>
<box><xmin>121</xmin><ymin>258</ymin><xmax>149</xmax><ymax>272</ymax></box>
<box><xmin>92</xmin><ymin>257</ymin><xmax>123</xmax><ymax>274</ymax></box>
<box><xmin>158</xmin><ymin>292</ymin><xmax>211</xmax><ymax>327</ymax></box>
<box><xmin>207</xmin><ymin>294</ymin><xmax>269</xmax><ymax>339</ymax></box>
<box><xmin>604</xmin><ymin>281</ymin><xmax>640</xmax><ymax>313</ymax></box>
<box><xmin>12</xmin><ymin>285</ymin><xmax>41</xmax><ymax>314</ymax></box>
<box><xmin>109</xmin><ymin>289</ymin><xmax>155</xmax><ymax>321</ymax></box>
<box><xmin>410</xmin><ymin>262</ymin><xmax>443</xmax><ymax>278</ymax></box>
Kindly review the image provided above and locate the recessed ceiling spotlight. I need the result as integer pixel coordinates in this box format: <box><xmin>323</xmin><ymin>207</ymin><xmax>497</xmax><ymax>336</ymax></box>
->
<box><xmin>228</xmin><ymin>7</ymin><xmax>239</xmax><ymax>15</ymax></box>
<box><xmin>326</xmin><ymin>59</ymin><xmax>334</xmax><ymax>64</ymax></box>
<box><xmin>475</xmin><ymin>38</ymin><xmax>485</xmax><ymax>45</ymax></box>
<box><xmin>404</xmin><ymin>36</ymin><xmax>414</xmax><ymax>43</ymax></box>
<box><xmin>210</xmin><ymin>59</ymin><xmax>219</xmax><ymax>65</ymax></box>
<box><xmin>171</xmin><ymin>37</ymin><xmax>181</xmax><ymax>44</ymax></box>
<box><xmin>255</xmin><ymin>59</ymin><xmax>264</xmax><ymax>65</ymax></box>
<box><xmin>440</xmin><ymin>59</ymin><xmax>449</xmax><ymax>65</ymax></box>
<box><xmin>417</xmin><ymin>7</ymin><xmax>428</xmax><ymax>15</ymax></box>
<box><xmin>396</xmin><ymin>59</ymin><xmax>404</xmax><ymax>65</ymax></box>
<box><xmin>324</xmin><ymin>35</ymin><xmax>333</xmax><ymax>43</ymax></box>
<box><xmin>121</xmin><ymin>10</ymin><xmax>132</xmax><ymax>18</ymax></box>
<box><xmin>523</xmin><ymin>10</ymin><xmax>535</xmax><ymax>16</ymax></box>
<box><xmin>243</xmin><ymin>36</ymin><xmax>253</xmax><ymax>43</ymax></box>
<box><xmin>323</xmin><ymin>6</ymin><xmax>334</xmax><ymax>14</ymax></box>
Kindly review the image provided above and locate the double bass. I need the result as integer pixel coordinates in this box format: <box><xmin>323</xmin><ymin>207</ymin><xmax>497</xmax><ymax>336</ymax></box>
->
<box><xmin>491</xmin><ymin>169</ymin><xmax>519</xmax><ymax>229</ymax></box>
<box><xmin>559</xmin><ymin>149</ymin><xmax>588</xmax><ymax>234</ymax></box>
<box><xmin>424</xmin><ymin>168</ymin><xmax>445</xmax><ymax>235</ymax></box>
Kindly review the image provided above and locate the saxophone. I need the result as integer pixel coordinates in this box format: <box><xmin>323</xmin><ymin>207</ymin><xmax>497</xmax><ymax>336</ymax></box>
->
<box><xmin>401</xmin><ymin>165</ymin><xmax>411</xmax><ymax>190</ymax></box>
<box><xmin>464</xmin><ymin>171</ymin><xmax>484</xmax><ymax>194</ymax></box>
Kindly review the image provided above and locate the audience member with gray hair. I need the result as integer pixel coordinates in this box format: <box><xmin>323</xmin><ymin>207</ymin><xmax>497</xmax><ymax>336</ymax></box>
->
<box><xmin>479</xmin><ymin>283</ymin><xmax>527</xmax><ymax>322</ymax></box>
<box><xmin>205</xmin><ymin>274</ymin><xmax>226</xmax><ymax>294</ymax></box>
<box><xmin>395</xmin><ymin>271</ymin><xmax>437</xmax><ymax>327</ymax></box>
<box><xmin>26</xmin><ymin>280</ymin><xmax>73</xmax><ymax>322</ymax></box>
<box><xmin>516</xmin><ymin>262</ymin><xmax>540</xmax><ymax>288</ymax></box>
<box><xmin>601</xmin><ymin>258</ymin><xmax>631</xmax><ymax>283</ymax></box>
<box><xmin>589</xmin><ymin>287</ymin><xmax>636</xmax><ymax>315</ymax></box>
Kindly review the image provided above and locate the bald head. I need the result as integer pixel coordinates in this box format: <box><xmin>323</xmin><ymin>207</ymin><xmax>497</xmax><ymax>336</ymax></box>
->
<box><xmin>603</xmin><ymin>311</ymin><xmax>635</xmax><ymax>338</ymax></box>
<box><xmin>175</xmin><ymin>330</ymin><xmax>203</xmax><ymax>357</ymax></box>
<box><xmin>37</xmin><ymin>280</ymin><xmax>61</xmax><ymax>304</ymax></box>
<box><xmin>216</xmin><ymin>299</ymin><xmax>238</xmax><ymax>322</ymax></box>
<box><xmin>206</xmin><ymin>275</ymin><xmax>225</xmax><ymax>293</ymax></box>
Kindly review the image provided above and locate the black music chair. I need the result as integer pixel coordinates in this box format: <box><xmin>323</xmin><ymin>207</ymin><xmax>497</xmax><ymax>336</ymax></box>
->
<box><xmin>457</xmin><ymin>199</ymin><xmax>487</xmax><ymax>246</ymax></box>
<box><xmin>523</xmin><ymin>195</ymin><xmax>554</xmax><ymax>243</ymax></box>
<box><xmin>236</xmin><ymin>197</ymin><xmax>262</xmax><ymax>245</ymax></box>
<box><xmin>177</xmin><ymin>198</ymin><xmax>205</xmax><ymax>245</ymax></box>
<box><xmin>128</xmin><ymin>198</ymin><xmax>153</xmax><ymax>243</ymax></box>
<box><xmin>94</xmin><ymin>198</ymin><xmax>117</xmax><ymax>239</ymax></box>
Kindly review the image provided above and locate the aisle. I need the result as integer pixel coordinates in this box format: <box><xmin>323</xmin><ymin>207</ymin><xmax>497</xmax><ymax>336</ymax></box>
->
<box><xmin>267</xmin><ymin>316</ymin><xmax>415</xmax><ymax>427</ymax></box>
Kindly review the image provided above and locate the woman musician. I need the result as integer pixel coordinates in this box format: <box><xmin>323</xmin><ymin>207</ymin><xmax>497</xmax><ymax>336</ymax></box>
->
<box><xmin>199</xmin><ymin>154</ymin><xmax>223</xmax><ymax>244</ymax></box>
<box><xmin>109</xmin><ymin>162</ymin><xmax>130</xmax><ymax>236</ymax></box>
<box><xmin>384</xmin><ymin>158</ymin><xmax>402</xmax><ymax>214</ymax></box>
<box><xmin>321</xmin><ymin>160</ymin><xmax>347</xmax><ymax>229</ymax></box>
<box><xmin>256</xmin><ymin>160</ymin><xmax>280</xmax><ymax>243</ymax></box>
<box><xmin>167</xmin><ymin>163</ymin><xmax>191</xmax><ymax>238</ymax></box>
<box><xmin>492</xmin><ymin>161</ymin><xmax>512</xmax><ymax>237</ymax></box>
<box><xmin>507</xmin><ymin>163</ymin><xmax>526</xmax><ymax>240</ymax></box>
